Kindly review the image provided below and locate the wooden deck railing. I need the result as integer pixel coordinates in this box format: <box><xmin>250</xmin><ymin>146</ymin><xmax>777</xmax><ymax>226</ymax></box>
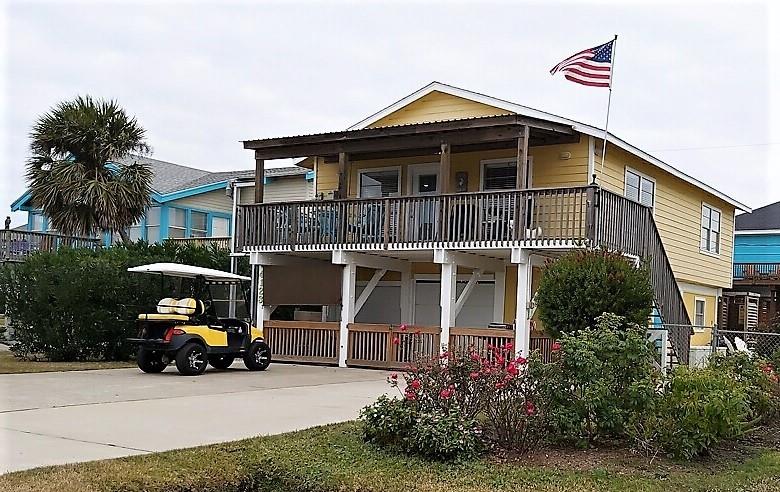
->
<box><xmin>236</xmin><ymin>186</ymin><xmax>594</xmax><ymax>251</ymax></box>
<box><xmin>166</xmin><ymin>236</ymin><xmax>232</xmax><ymax>250</ymax></box>
<box><xmin>263</xmin><ymin>320</ymin><xmax>340</xmax><ymax>364</ymax></box>
<box><xmin>733</xmin><ymin>262</ymin><xmax>780</xmax><ymax>280</ymax></box>
<box><xmin>0</xmin><ymin>230</ymin><xmax>101</xmax><ymax>261</ymax></box>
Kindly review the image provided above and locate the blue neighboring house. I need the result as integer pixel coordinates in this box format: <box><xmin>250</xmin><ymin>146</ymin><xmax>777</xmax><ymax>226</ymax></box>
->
<box><xmin>727</xmin><ymin>200</ymin><xmax>780</xmax><ymax>328</ymax></box>
<box><xmin>9</xmin><ymin>155</ymin><xmax>312</xmax><ymax>247</ymax></box>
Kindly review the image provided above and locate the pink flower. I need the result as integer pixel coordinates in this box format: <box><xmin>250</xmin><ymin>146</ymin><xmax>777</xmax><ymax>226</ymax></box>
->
<box><xmin>414</xmin><ymin>329</ymin><xmax>421</xmax><ymax>335</ymax></box>
<box><xmin>392</xmin><ymin>336</ymin><xmax>400</xmax><ymax>345</ymax></box>
<box><xmin>410</xmin><ymin>379</ymin><xmax>421</xmax><ymax>390</ymax></box>
<box><xmin>469</xmin><ymin>371</ymin><xmax>480</xmax><ymax>380</ymax></box>
<box><xmin>399</xmin><ymin>324</ymin><xmax>408</xmax><ymax>331</ymax></box>
<box><xmin>405</xmin><ymin>391</ymin><xmax>417</xmax><ymax>401</ymax></box>
<box><xmin>516</xmin><ymin>356</ymin><xmax>528</xmax><ymax>365</ymax></box>
<box><xmin>496</xmin><ymin>355</ymin><xmax>505</xmax><ymax>365</ymax></box>
<box><xmin>526</xmin><ymin>401</ymin><xmax>536</xmax><ymax>415</ymax></box>
<box><xmin>506</xmin><ymin>363</ymin><xmax>519</xmax><ymax>376</ymax></box>
<box><xmin>503</xmin><ymin>342</ymin><xmax>514</xmax><ymax>351</ymax></box>
<box><xmin>470</xmin><ymin>352</ymin><xmax>481</xmax><ymax>362</ymax></box>
<box><xmin>440</xmin><ymin>351</ymin><xmax>450</xmax><ymax>359</ymax></box>
<box><xmin>551</xmin><ymin>342</ymin><xmax>561</xmax><ymax>352</ymax></box>
<box><xmin>439</xmin><ymin>388</ymin><xmax>454</xmax><ymax>399</ymax></box>
<box><xmin>389</xmin><ymin>372</ymin><xmax>398</xmax><ymax>380</ymax></box>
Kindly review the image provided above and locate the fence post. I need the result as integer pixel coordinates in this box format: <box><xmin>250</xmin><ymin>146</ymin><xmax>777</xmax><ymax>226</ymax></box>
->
<box><xmin>711</xmin><ymin>324</ymin><xmax>719</xmax><ymax>356</ymax></box>
<box><xmin>585</xmin><ymin>186</ymin><xmax>598</xmax><ymax>245</ymax></box>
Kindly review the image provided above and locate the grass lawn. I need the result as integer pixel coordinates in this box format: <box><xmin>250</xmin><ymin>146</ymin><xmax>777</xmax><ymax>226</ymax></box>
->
<box><xmin>0</xmin><ymin>349</ymin><xmax>135</xmax><ymax>374</ymax></box>
<box><xmin>1</xmin><ymin>422</ymin><xmax>778</xmax><ymax>492</ymax></box>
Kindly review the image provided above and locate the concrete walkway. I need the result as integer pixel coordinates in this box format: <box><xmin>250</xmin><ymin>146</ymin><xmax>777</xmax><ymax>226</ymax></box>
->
<box><xmin>0</xmin><ymin>363</ymin><xmax>389</xmax><ymax>474</ymax></box>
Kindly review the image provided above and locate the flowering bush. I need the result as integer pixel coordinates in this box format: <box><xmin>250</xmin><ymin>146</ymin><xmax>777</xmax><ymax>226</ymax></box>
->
<box><xmin>708</xmin><ymin>352</ymin><xmax>780</xmax><ymax>422</ymax></box>
<box><xmin>540</xmin><ymin>313</ymin><xmax>659</xmax><ymax>445</ymax></box>
<box><xmin>360</xmin><ymin>342</ymin><xmax>550</xmax><ymax>458</ymax></box>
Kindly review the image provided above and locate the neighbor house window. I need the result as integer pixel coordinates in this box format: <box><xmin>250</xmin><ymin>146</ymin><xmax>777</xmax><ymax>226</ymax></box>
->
<box><xmin>482</xmin><ymin>161</ymin><xmax>517</xmax><ymax>190</ymax></box>
<box><xmin>30</xmin><ymin>213</ymin><xmax>45</xmax><ymax>232</ymax></box>
<box><xmin>168</xmin><ymin>208</ymin><xmax>186</xmax><ymax>239</ymax></box>
<box><xmin>359</xmin><ymin>168</ymin><xmax>400</xmax><ymax>197</ymax></box>
<box><xmin>128</xmin><ymin>221</ymin><xmax>142</xmax><ymax>242</ymax></box>
<box><xmin>625</xmin><ymin>168</ymin><xmax>655</xmax><ymax>208</ymax></box>
<box><xmin>212</xmin><ymin>216</ymin><xmax>230</xmax><ymax>236</ymax></box>
<box><xmin>694</xmin><ymin>298</ymin><xmax>706</xmax><ymax>327</ymax></box>
<box><xmin>701</xmin><ymin>204</ymin><xmax>721</xmax><ymax>254</ymax></box>
<box><xmin>146</xmin><ymin>207</ymin><xmax>161</xmax><ymax>243</ymax></box>
<box><xmin>190</xmin><ymin>211</ymin><xmax>207</xmax><ymax>238</ymax></box>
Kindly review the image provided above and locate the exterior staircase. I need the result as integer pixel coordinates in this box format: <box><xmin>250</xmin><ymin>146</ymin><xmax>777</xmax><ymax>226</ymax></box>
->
<box><xmin>594</xmin><ymin>188</ymin><xmax>692</xmax><ymax>365</ymax></box>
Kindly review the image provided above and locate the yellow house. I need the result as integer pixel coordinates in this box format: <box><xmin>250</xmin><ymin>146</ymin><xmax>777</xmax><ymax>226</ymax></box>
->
<box><xmin>234</xmin><ymin>82</ymin><xmax>750</xmax><ymax>369</ymax></box>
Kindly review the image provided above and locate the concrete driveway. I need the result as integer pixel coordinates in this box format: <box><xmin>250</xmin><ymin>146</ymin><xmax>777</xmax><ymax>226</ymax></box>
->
<box><xmin>0</xmin><ymin>363</ymin><xmax>389</xmax><ymax>474</ymax></box>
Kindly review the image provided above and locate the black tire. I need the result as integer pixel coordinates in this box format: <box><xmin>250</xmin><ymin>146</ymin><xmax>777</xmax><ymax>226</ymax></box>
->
<box><xmin>175</xmin><ymin>342</ymin><xmax>208</xmax><ymax>376</ymax></box>
<box><xmin>243</xmin><ymin>340</ymin><xmax>271</xmax><ymax>371</ymax></box>
<box><xmin>208</xmin><ymin>355</ymin><xmax>235</xmax><ymax>370</ymax></box>
<box><xmin>137</xmin><ymin>348</ymin><xmax>166</xmax><ymax>373</ymax></box>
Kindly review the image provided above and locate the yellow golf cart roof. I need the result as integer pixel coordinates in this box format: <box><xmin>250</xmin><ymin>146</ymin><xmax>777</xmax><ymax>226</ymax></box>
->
<box><xmin>127</xmin><ymin>263</ymin><xmax>251</xmax><ymax>282</ymax></box>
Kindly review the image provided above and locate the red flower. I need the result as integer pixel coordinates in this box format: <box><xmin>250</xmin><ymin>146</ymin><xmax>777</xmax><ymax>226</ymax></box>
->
<box><xmin>487</xmin><ymin>343</ymin><xmax>494</xmax><ymax>350</ymax></box>
<box><xmin>495</xmin><ymin>381</ymin><xmax>506</xmax><ymax>389</ymax></box>
<box><xmin>503</xmin><ymin>342</ymin><xmax>514</xmax><ymax>351</ymax></box>
<box><xmin>405</xmin><ymin>391</ymin><xmax>417</xmax><ymax>401</ymax></box>
<box><xmin>506</xmin><ymin>363</ymin><xmax>519</xmax><ymax>376</ymax></box>
<box><xmin>551</xmin><ymin>342</ymin><xmax>561</xmax><ymax>352</ymax></box>
<box><xmin>516</xmin><ymin>356</ymin><xmax>528</xmax><ymax>365</ymax></box>
<box><xmin>470</xmin><ymin>352</ymin><xmax>481</xmax><ymax>362</ymax></box>
<box><xmin>389</xmin><ymin>372</ymin><xmax>398</xmax><ymax>380</ymax></box>
<box><xmin>439</xmin><ymin>388</ymin><xmax>454</xmax><ymax>399</ymax></box>
<box><xmin>496</xmin><ymin>355</ymin><xmax>505</xmax><ymax>365</ymax></box>
<box><xmin>440</xmin><ymin>351</ymin><xmax>450</xmax><ymax>359</ymax></box>
<box><xmin>469</xmin><ymin>371</ymin><xmax>480</xmax><ymax>380</ymax></box>
<box><xmin>410</xmin><ymin>379</ymin><xmax>421</xmax><ymax>390</ymax></box>
<box><xmin>399</xmin><ymin>324</ymin><xmax>408</xmax><ymax>331</ymax></box>
<box><xmin>414</xmin><ymin>329</ymin><xmax>421</xmax><ymax>335</ymax></box>
<box><xmin>526</xmin><ymin>401</ymin><xmax>536</xmax><ymax>415</ymax></box>
<box><xmin>392</xmin><ymin>336</ymin><xmax>400</xmax><ymax>345</ymax></box>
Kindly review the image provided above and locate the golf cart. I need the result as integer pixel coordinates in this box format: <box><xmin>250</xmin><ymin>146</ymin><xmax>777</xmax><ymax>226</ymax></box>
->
<box><xmin>126</xmin><ymin>263</ymin><xmax>271</xmax><ymax>375</ymax></box>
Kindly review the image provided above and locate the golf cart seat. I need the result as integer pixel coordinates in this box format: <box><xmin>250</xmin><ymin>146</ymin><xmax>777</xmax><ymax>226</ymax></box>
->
<box><xmin>138</xmin><ymin>297</ymin><xmax>205</xmax><ymax>321</ymax></box>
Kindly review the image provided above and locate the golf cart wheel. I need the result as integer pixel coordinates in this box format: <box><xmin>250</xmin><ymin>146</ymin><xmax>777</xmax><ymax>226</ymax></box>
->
<box><xmin>243</xmin><ymin>341</ymin><xmax>271</xmax><ymax>371</ymax></box>
<box><xmin>137</xmin><ymin>348</ymin><xmax>166</xmax><ymax>373</ymax></box>
<box><xmin>175</xmin><ymin>342</ymin><xmax>208</xmax><ymax>376</ymax></box>
<box><xmin>208</xmin><ymin>355</ymin><xmax>235</xmax><ymax>370</ymax></box>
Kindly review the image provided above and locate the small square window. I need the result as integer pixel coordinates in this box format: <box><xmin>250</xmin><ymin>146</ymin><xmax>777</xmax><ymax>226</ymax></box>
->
<box><xmin>694</xmin><ymin>299</ymin><xmax>706</xmax><ymax>327</ymax></box>
<box><xmin>700</xmin><ymin>204</ymin><xmax>721</xmax><ymax>254</ymax></box>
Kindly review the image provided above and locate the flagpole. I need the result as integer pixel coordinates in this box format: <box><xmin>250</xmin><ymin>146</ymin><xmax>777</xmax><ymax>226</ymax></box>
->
<box><xmin>597</xmin><ymin>34</ymin><xmax>618</xmax><ymax>183</ymax></box>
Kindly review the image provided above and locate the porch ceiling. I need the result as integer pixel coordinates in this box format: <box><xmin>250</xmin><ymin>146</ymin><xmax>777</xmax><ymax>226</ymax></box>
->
<box><xmin>242</xmin><ymin>114</ymin><xmax>577</xmax><ymax>162</ymax></box>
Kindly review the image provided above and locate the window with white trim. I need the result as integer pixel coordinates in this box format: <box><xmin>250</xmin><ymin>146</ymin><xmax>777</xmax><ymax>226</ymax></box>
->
<box><xmin>146</xmin><ymin>207</ymin><xmax>161</xmax><ymax>243</ymax></box>
<box><xmin>358</xmin><ymin>168</ymin><xmax>400</xmax><ymax>198</ymax></box>
<box><xmin>700</xmin><ymin>204</ymin><xmax>721</xmax><ymax>254</ymax></box>
<box><xmin>625</xmin><ymin>168</ymin><xmax>655</xmax><ymax>208</ymax></box>
<box><xmin>212</xmin><ymin>216</ymin><xmax>230</xmax><ymax>236</ymax></box>
<box><xmin>694</xmin><ymin>298</ymin><xmax>706</xmax><ymax>327</ymax></box>
<box><xmin>483</xmin><ymin>160</ymin><xmax>517</xmax><ymax>190</ymax></box>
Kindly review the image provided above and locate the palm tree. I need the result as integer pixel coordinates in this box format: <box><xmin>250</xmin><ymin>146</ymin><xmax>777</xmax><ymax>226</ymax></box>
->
<box><xmin>26</xmin><ymin>96</ymin><xmax>153</xmax><ymax>244</ymax></box>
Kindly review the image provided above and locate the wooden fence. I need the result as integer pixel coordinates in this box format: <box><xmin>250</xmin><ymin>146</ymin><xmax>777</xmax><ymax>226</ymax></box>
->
<box><xmin>0</xmin><ymin>230</ymin><xmax>100</xmax><ymax>262</ymax></box>
<box><xmin>263</xmin><ymin>320</ymin><xmax>340</xmax><ymax>364</ymax></box>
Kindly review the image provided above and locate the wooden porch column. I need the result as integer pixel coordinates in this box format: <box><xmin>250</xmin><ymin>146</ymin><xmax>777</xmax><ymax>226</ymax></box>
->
<box><xmin>439</xmin><ymin>142</ymin><xmax>451</xmax><ymax>194</ymax></box>
<box><xmin>254</xmin><ymin>157</ymin><xmax>265</xmax><ymax>203</ymax></box>
<box><xmin>516</xmin><ymin>125</ymin><xmax>529</xmax><ymax>189</ymax></box>
<box><xmin>337</xmin><ymin>152</ymin><xmax>350</xmax><ymax>199</ymax></box>
<box><xmin>511</xmin><ymin>248</ymin><xmax>531</xmax><ymax>357</ymax></box>
<box><xmin>338</xmin><ymin>259</ymin><xmax>357</xmax><ymax>367</ymax></box>
<box><xmin>439</xmin><ymin>259</ymin><xmax>457</xmax><ymax>354</ymax></box>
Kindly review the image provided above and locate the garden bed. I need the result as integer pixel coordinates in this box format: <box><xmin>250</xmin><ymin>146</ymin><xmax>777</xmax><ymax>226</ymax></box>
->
<box><xmin>1</xmin><ymin>422</ymin><xmax>778</xmax><ymax>492</ymax></box>
<box><xmin>0</xmin><ymin>350</ymin><xmax>134</xmax><ymax>374</ymax></box>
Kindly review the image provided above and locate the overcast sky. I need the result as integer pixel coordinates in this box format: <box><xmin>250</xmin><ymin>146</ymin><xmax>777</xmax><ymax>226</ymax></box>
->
<box><xmin>1</xmin><ymin>0</ymin><xmax>778</xmax><ymax>227</ymax></box>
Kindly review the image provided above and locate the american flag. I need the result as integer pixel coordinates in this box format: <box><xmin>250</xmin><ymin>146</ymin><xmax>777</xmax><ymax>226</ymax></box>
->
<box><xmin>550</xmin><ymin>40</ymin><xmax>614</xmax><ymax>88</ymax></box>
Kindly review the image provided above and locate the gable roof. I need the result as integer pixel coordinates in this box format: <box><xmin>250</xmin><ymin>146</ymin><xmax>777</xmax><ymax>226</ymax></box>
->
<box><xmin>348</xmin><ymin>81</ymin><xmax>750</xmax><ymax>212</ymax></box>
<box><xmin>735</xmin><ymin>201</ymin><xmax>780</xmax><ymax>232</ymax></box>
<box><xmin>118</xmin><ymin>155</ymin><xmax>210</xmax><ymax>194</ymax></box>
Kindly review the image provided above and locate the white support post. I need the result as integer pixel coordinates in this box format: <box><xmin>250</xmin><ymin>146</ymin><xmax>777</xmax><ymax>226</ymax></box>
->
<box><xmin>339</xmin><ymin>261</ymin><xmax>357</xmax><ymax>368</ymax></box>
<box><xmin>439</xmin><ymin>261</ymin><xmax>457</xmax><ymax>354</ymax></box>
<box><xmin>400</xmin><ymin>270</ymin><xmax>413</xmax><ymax>324</ymax></box>
<box><xmin>355</xmin><ymin>269</ymin><xmax>386</xmax><ymax>315</ymax></box>
<box><xmin>493</xmin><ymin>267</ymin><xmax>506</xmax><ymax>323</ymax></box>
<box><xmin>254</xmin><ymin>264</ymin><xmax>265</xmax><ymax>334</ymax></box>
<box><xmin>511</xmin><ymin>248</ymin><xmax>531</xmax><ymax>357</ymax></box>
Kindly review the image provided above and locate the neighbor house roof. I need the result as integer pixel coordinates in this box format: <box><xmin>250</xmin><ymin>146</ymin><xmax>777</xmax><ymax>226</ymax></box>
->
<box><xmin>735</xmin><ymin>201</ymin><xmax>780</xmax><ymax>233</ymax></box>
<box><xmin>10</xmin><ymin>155</ymin><xmax>308</xmax><ymax>212</ymax></box>
<box><xmin>342</xmin><ymin>81</ymin><xmax>750</xmax><ymax>211</ymax></box>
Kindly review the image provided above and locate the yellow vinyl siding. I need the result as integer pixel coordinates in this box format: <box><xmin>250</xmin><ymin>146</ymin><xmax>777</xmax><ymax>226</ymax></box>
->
<box><xmin>597</xmin><ymin>141</ymin><xmax>735</xmax><ymax>289</ymax></box>
<box><xmin>683</xmin><ymin>292</ymin><xmax>717</xmax><ymax>346</ymax></box>
<box><xmin>368</xmin><ymin>91</ymin><xmax>510</xmax><ymax>128</ymax></box>
<box><xmin>170</xmin><ymin>190</ymin><xmax>233</xmax><ymax>214</ymax></box>
<box><xmin>239</xmin><ymin>179</ymin><xmax>313</xmax><ymax>204</ymax></box>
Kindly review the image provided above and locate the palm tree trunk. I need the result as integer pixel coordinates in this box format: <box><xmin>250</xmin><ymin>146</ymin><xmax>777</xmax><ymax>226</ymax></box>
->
<box><xmin>118</xmin><ymin>228</ymin><xmax>131</xmax><ymax>245</ymax></box>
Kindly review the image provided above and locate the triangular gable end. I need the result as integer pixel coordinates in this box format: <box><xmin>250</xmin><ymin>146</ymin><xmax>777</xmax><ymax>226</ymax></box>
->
<box><xmin>367</xmin><ymin>90</ymin><xmax>513</xmax><ymax>128</ymax></box>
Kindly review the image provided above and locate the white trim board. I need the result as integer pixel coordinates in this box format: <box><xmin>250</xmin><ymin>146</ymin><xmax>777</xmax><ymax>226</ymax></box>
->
<box><xmin>347</xmin><ymin>81</ymin><xmax>750</xmax><ymax>212</ymax></box>
<box><xmin>735</xmin><ymin>229</ymin><xmax>780</xmax><ymax>235</ymax></box>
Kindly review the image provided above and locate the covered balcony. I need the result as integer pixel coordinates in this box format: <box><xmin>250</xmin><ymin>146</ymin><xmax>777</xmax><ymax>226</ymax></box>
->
<box><xmin>0</xmin><ymin>230</ymin><xmax>101</xmax><ymax>262</ymax></box>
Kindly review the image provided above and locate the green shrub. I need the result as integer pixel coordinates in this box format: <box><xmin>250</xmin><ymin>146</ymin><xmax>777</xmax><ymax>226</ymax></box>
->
<box><xmin>541</xmin><ymin>313</ymin><xmax>659</xmax><ymax>445</ymax></box>
<box><xmin>360</xmin><ymin>395</ymin><xmax>416</xmax><ymax>448</ymax></box>
<box><xmin>0</xmin><ymin>241</ymin><xmax>239</xmax><ymax>361</ymax></box>
<box><xmin>708</xmin><ymin>352</ymin><xmax>780</xmax><ymax>423</ymax></box>
<box><xmin>633</xmin><ymin>366</ymin><xmax>749</xmax><ymax>459</ymax></box>
<box><xmin>535</xmin><ymin>249</ymin><xmax>654</xmax><ymax>338</ymax></box>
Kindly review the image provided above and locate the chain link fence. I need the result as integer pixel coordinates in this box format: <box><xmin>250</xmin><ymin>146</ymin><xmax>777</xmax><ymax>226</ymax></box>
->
<box><xmin>711</xmin><ymin>326</ymin><xmax>780</xmax><ymax>360</ymax></box>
